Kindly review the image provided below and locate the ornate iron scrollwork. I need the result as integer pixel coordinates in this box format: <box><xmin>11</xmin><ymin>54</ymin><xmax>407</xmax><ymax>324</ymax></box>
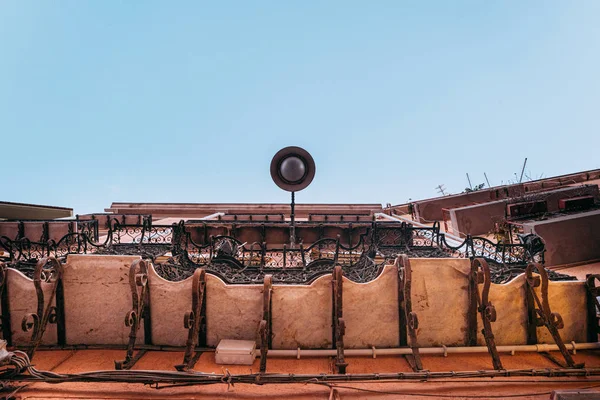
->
<box><xmin>259</xmin><ymin>275</ymin><xmax>272</xmax><ymax>373</ymax></box>
<box><xmin>3</xmin><ymin>219</ymin><xmax>572</xmax><ymax>286</ymax></box>
<box><xmin>0</xmin><ymin>262</ymin><xmax>11</xmax><ymax>345</ymax></box>
<box><xmin>396</xmin><ymin>255</ymin><xmax>423</xmax><ymax>371</ymax></box>
<box><xmin>21</xmin><ymin>257</ymin><xmax>64</xmax><ymax>360</ymax></box>
<box><xmin>470</xmin><ymin>258</ymin><xmax>502</xmax><ymax>370</ymax></box>
<box><xmin>586</xmin><ymin>274</ymin><xmax>600</xmax><ymax>343</ymax></box>
<box><xmin>525</xmin><ymin>262</ymin><xmax>583</xmax><ymax>368</ymax></box>
<box><xmin>332</xmin><ymin>266</ymin><xmax>347</xmax><ymax>374</ymax></box>
<box><xmin>115</xmin><ymin>259</ymin><xmax>150</xmax><ymax>370</ymax></box>
<box><xmin>175</xmin><ymin>268</ymin><xmax>206</xmax><ymax>371</ymax></box>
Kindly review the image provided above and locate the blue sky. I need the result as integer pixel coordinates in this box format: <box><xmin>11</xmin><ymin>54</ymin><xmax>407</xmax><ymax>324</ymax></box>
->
<box><xmin>1</xmin><ymin>1</ymin><xmax>599</xmax><ymax>214</ymax></box>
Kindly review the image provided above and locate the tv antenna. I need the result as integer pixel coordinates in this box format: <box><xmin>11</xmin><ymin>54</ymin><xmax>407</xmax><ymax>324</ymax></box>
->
<box><xmin>519</xmin><ymin>158</ymin><xmax>528</xmax><ymax>183</ymax></box>
<box><xmin>435</xmin><ymin>184</ymin><xmax>447</xmax><ymax>196</ymax></box>
<box><xmin>484</xmin><ymin>172</ymin><xmax>491</xmax><ymax>187</ymax></box>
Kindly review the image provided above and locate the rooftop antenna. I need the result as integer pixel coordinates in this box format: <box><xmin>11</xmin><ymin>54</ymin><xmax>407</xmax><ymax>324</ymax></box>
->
<box><xmin>270</xmin><ymin>147</ymin><xmax>316</xmax><ymax>248</ymax></box>
<box><xmin>484</xmin><ymin>172</ymin><xmax>491</xmax><ymax>188</ymax></box>
<box><xmin>519</xmin><ymin>158</ymin><xmax>528</xmax><ymax>183</ymax></box>
<box><xmin>435</xmin><ymin>184</ymin><xmax>447</xmax><ymax>196</ymax></box>
<box><xmin>466</xmin><ymin>173</ymin><xmax>473</xmax><ymax>190</ymax></box>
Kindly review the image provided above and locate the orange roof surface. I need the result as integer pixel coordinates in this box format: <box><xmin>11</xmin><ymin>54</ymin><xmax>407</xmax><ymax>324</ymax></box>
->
<box><xmin>8</xmin><ymin>349</ymin><xmax>600</xmax><ymax>399</ymax></box>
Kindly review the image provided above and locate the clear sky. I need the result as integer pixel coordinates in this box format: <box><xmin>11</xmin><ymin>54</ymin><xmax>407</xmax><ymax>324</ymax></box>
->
<box><xmin>1</xmin><ymin>1</ymin><xmax>599</xmax><ymax>214</ymax></box>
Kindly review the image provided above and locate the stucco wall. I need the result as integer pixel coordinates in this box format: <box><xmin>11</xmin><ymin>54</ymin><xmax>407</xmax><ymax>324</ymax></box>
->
<box><xmin>3</xmin><ymin>255</ymin><xmax>590</xmax><ymax>351</ymax></box>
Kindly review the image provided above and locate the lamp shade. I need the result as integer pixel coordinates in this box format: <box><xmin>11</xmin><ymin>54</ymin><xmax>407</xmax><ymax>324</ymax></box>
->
<box><xmin>270</xmin><ymin>146</ymin><xmax>316</xmax><ymax>192</ymax></box>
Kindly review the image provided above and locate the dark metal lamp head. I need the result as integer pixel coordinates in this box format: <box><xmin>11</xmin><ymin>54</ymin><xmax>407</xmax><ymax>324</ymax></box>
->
<box><xmin>270</xmin><ymin>146</ymin><xmax>316</xmax><ymax>192</ymax></box>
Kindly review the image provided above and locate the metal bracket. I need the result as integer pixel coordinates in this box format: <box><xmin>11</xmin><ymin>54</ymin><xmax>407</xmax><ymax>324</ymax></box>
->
<box><xmin>115</xmin><ymin>259</ymin><xmax>150</xmax><ymax>370</ymax></box>
<box><xmin>0</xmin><ymin>262</ymin><xmax>12</xmax><ymax>346</ymax></box>
<box><xmin>396</xmin><ymin>255</ymin><xmax>423</xmax><ymax>371</ymax></box>
<box><xmin>259</xmin><ymin>275</ymin><xmax>273</xmax><ymax>373</ymax></box>
<box><xmin>540</xmin><ymin>351</ymin><xmax>569</xmax><ymax>368</ymax></box>
<box><xmin>525</xmin><ymin>262</ymin><xmax>583</xmax><ymax>368</ymax></box>
<box><xmin>332</xmin><ymin>265</ymin><xmax>347</xmax><ymax>374</ymax></box>
<box><xmin>21</xmin><ymin>257</ymin><xmax>65</xmax><ymax>360</ymax></box>
<box><xmin>585</xmin><ymin>274</ymin><xmax>600</xmax><ymax>343</ymax></box>
<box><xmin>470</xmin><ymin>258</ymin><xmax>503</xmax><ymax>370</ymax></box>
<box><xmin>333</xmin><ymin>235</ymin><xmax>341</xmax><ymax>266</ymax></box>
<box><xmin>175</xmin><ymin>268</ymin><xmax>206</xmax><ymax>371</ymax></box>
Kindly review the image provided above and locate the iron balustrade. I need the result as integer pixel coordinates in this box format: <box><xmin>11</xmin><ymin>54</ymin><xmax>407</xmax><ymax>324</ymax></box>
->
<box><xmin>0</xmin><ymin>218</ymin><xmax>557</xmax><ymax>284</ymax></box>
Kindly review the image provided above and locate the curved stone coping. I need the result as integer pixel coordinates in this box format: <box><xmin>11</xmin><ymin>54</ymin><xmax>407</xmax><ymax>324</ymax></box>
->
<box><xmin>474</xmin><ymin>274</ymin><xmax>587</xmax><ymax>346</ymax></box>
<box><xmin>271</xmin><ymin>272</ymin><xmax>333</xmax><ymax>349</ymax></box>
<box><xmin>536</xmin><ymin>279</ymin><xmax>587</xmax><ymax>344</ymax></box>
<box><xmin>2</xmin><ymin>255</ymin><xmax>589</xmax><ymax>350</ymax></box>
<box><xmin>147</xmin><ymin>263</ymin><xmax>193</xmax><ymax>347</ymax></box>
<box><xmin>409</xmin><ymin>258</ymin><xmax>472</xmax><ymax>347</ymax></box>
<box><xmin>147</xmin><ymin>264</ymin><xmax>401</xmax><ymax>350</ymax></box>
<box><xmin>204</xmin><ymin>273</ymin><xmax>263</xmax><ymax>347</ymax></box>
<box><xmin>62</xmin><ymin>254</ymin><xmax>144</xmax><ymax>345</ymax></box>
<box><xmin>343</xmin><ymin>265</ymin><xmax>399</xmax><ymax>348</ymax></box>
<box><xmin>148</xmin><ymin>264</ymin><xmax>264</xmax><ymax>348</ymax></box>
<box><xmin>476</xmin><ymin>274</ymin><xmax>528</xmax><ymax>346</ymax></box>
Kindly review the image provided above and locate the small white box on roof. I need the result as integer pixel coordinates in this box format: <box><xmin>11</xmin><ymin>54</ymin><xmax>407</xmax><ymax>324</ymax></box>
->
<box><xmin>215</xmin><ymin>339</ymin><xmax>256</xmax><ymax>365</ymax></box>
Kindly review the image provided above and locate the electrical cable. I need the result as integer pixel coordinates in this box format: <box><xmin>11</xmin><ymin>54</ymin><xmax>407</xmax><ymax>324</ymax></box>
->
<box><xmin>310</xmin><ymin>382</ymin><xmax>600</xmax><ymax>398</ymax></box>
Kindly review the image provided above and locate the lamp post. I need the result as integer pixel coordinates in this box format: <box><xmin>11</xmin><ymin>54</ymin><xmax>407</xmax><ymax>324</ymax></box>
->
<box><xmin>270</xmin><ymin>147</ymin><xmax>316</xmax><ymax>248</ymax></box>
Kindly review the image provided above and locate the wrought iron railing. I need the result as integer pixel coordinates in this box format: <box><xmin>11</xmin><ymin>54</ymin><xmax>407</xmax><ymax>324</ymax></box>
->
<box><xmin>0</xmin><ymin>218</ymin><xmax>546</xmax><ymax>284</ymax></box>
<box><xmin>436</xmin><ymin>234</ymin><xmax>532</xmax><ymax>265</ymax></box>
<box><xmin>77</xmin><ymin>219</ymin><xmax>99</xmax><ymax>242</ymax></box>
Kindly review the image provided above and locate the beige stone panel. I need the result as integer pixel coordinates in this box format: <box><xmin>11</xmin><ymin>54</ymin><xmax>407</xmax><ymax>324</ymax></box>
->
<box><xmin>343</xmin><ymin>265</ymin><xmax>399</xmax><ymax>348</ymax></box>
<box><xmin>147</xmin><ymin>265</ymin><xmax>192</xmax><ymax>347</ymax></box>
<box><xmin>6</xmin><ymin>268</ymin><xmax>58</xmax><ymax>346</ymax></box>
<box><xmin>476</xmin><ymin>274</ymin><xmax>528</xmax><ymax>346</ymax></box>
<box><xmin>63</xmin><ymin>254</ymin><xmax>144</xmax><ymax>345</ymax></box>
<box><xmin>536</xmin><ymin>280</ymin><xmax>587</xmax><ymax>344</ymax></box>
<box><xmin>206</xmin><ymin>275</ymin><xmax>262</xmax><ymax>347</ymax></box>
<box><xmin>272</xmin><ymin>274</ymin><xmax>332</xmax><ymax>349</ymax></box>
<box><xmin>410</xmin><ymin>258</ymin><xmax>471</xmax><ymax>347</ymax></box>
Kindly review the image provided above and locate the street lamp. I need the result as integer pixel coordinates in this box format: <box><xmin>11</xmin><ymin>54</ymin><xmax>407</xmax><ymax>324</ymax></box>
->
<box><xmin>270</xmin><ymin>146</ymin><xmax>316</xmax><ymax>247</ymax></box>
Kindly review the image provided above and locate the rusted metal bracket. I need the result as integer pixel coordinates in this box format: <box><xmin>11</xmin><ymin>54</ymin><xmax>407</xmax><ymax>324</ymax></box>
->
<box><xmin>0</xmin><ymin>262</ymin><xmax>12</xmax><ymax>345</ymax></box>
<box><xmin>332</xmin><ymin>265</ymin><xmax>347</xmax><ymax>374</ymax></box>
<box><xmin>525</xmin><ymin>262</ymin><xmax>583</xmax><ymax>368</ymax></box>
<box><xmin>470</xmin><ymin>258</ymin><xmax>503</xmax><ymax>370</ymax></box>
<box><xmin>175</xmin><ymin>268</ymin><xmax>206</xmax><ymax>371</ymax></box>
<box><xmin>585</xmin><ymin>274</ymin><xmax>600</xmax><ymax>343</ymax></box>
<box><xmin>21</xmin><ymin>257</ymin><xmax>65</xmax><ymax>360</ymax></box>
<box><xmin>396</xmin><ymin>255</ymin><xmax>423</xmax><ymax>371</ymax></box>
<box><xmin>115</xmin><ymin>259</ymin><xmax>150</xmax><ymax>370</ymax></box>
<box><xmin>540</xmin><ymin>351</ymin><xmax>570</xmax><ymax>368</ymax></box>
<box><xmin>333</xmin><ymin>235</ymin><xmax>341</xmax><ymax>265</ymax></box>
<box><xmin>259</xmin><ymin>275</ymin><xmax>273</xmax><ymax>373</ymax></box>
